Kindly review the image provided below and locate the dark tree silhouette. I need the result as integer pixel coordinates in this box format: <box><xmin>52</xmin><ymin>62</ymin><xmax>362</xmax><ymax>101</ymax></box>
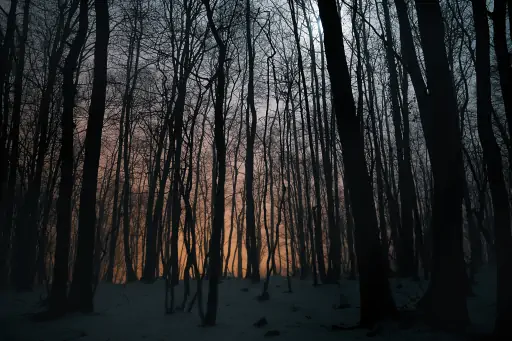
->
<box><xmin>472</xmin><ymin>0</ymin><xmax>512</xmax><ymax>337</ymax></box>
<box><xmin>317</xmin><ymin>0</ymin><xmax>396</xmax><ymax>327</ymax></box>
<box><xmin>50</xmin><ymin>0</ymin><xmax>88</xmax><ymax>315</ymax></box>
<box><xmin>1</xmin><ymin>0</ymin><xmax>511</xmax><ymax>337</ymax></box>
<box><xmin>413</xmin><ymin>0</ymin><xmax>469</xmax><ymax>329</ymax></box>
<box><xmin>201</xmin><ymin>0</ymin><xmax>228</xmax><ymax>326</ymax></box>
<box><xmin>244</xmin><ymin>0</ymin><xmax>260</xmax><ymax>283</ymax></box>
<box><xmin>68</xmin><ymin>0</ymin><xmax>110</xmax><ymax>313</ymax></box>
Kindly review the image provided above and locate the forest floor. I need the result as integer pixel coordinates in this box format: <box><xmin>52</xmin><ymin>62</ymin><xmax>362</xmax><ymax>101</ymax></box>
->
<box><xmin>0</xmin><ymin>267</ymin><xmax>496</xmax><ymax>341</ymax></box>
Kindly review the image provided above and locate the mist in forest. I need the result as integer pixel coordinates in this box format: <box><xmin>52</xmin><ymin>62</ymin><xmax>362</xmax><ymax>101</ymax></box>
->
<box><xmin>0</xmin><ymin>0</ymin><xmax>511</xmax><ymax>340</ymax></box>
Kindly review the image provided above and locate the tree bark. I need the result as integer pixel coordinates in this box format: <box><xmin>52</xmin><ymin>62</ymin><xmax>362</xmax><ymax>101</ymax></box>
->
<box><xmin>0</xmin><ymin>0</ymin><xmax>29</xmax><ymax>288</ymax></box>
<box><xmin>68</xmin><ymin>0</ymin><xmax>109</xmax><ymax>313</ymax></box>
<box><xmin>49</xmin><ymin>0</ymin><xmax>87</xmax><ymax>315</ymax></box>
<box><xmin>472</xmin><ymin>0</ymin><xmax>512</xmax><ymax>336</ymax></box>
<box><xmin>491</xmin><ymin>0</ymin><xmax>512</xmax><ymax>144</ymax></box>
<box><xmin>317</xmin><ymin>0</ymin><xmax>396</xmax><ymax>326</ymax></box>
<box><xmin>381</xmin><ymin>0</ymin><xmax>415</xmax><ymax>277</ymax></box>
<box><xmin>202</xmin><ymin>0</ymin><xmax>227</xmax><ymax>325</ymax></box>
<box><xmin>245</xmin><ymin>0</ymin><xmax>260</xmax><ymax>283</ymax></box>
<box><xmin>413</xmin><ymin>0</ymin><xmax>469</xmax><ymax>328</ymax></box>
<box><xmin>15</xmin><ymin>0</ymin><xmax>79</xmax><ymax>291</ymax></box>
<box><xmin>0</xmin><ymin>0</ymin><xmax>18</xmax><ymax>199</ymax></box>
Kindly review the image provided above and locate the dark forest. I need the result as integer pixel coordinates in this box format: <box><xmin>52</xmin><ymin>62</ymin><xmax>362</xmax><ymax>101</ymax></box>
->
<box><xmin>0</xmin><ymin>0</ymin><xmax>511</xmax><ymax>340</ymax></box>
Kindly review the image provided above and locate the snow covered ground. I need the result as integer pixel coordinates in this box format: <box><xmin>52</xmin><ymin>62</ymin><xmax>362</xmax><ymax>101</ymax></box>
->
<box><xmin>0</xmin><ymin>267</ymin><xmax>496</xmax><ymax>341</ymax></box>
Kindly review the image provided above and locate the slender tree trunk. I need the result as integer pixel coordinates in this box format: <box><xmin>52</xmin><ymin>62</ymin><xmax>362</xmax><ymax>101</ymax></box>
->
<box><xmin>303</xmin><ymin>3</ymin><xmax>338</xmax><ymax>282</ymax></box>
<box><xmin>261</xmin><ymin>45</ymin><xmax>278</xmax><ymax>295</ymax></box>
<box><xmin>245</xmin><ymin>0</ymin><xmax>260</xmax><ymax>283</ymax></box>
<box><xmin>284</xmin><ymin>129</ymin><xmax>297</xmax><ymax>276</ymax></box>
<box><xmin>15</xmin><ymin>0</ymin><xmax>78</xmax><ymax>291</ymax></box>
<box><xmin>363</xmin><ymin>34</ymin><xmax>390</xmax><ymax>273</ymax></box>
<box><xmin>463</xmin><ymin>175</ymin><xmax>481</xmax><ymax>281</ymax></box>
<box><xmin>381</xmin><ymin>0</ymin><xmax>415</xmax><ymax>277</ymax></box>
<box><xmin>202</xmin><ymin>0</ymin><xmax>227</xmax><ymax>325</ymax></box>
<box><xmin>143</xmin><ymin>76</ymin><xmax>177</xmax><ymax>281</ymax></box>
<box><xmin>268</xmin><ymin>52</ymin><xmax>277</xmax><ymax>274</ymax></box>
<box><xmin>400</xmin><ymin>67</ymin><xmax>426</xmax><ymax>280</ymax></box>
<box><xmin>106</xmin><ymin>29</ymin><xmax>133</xmax><ymax>283</ymax></box>
<box><xmin>288</xmin><ymin>0</ymin><xmax>319</xmax><ymax>281</ymax></box>
<box><xmin>224</xmin><ymin>106</ymin><xmax>243</xmax><ymax>277</ymax></box>
<box><xmin>343</xmin><ymin>180</ymin><xmax>356</xmax><ymax>279</ymax></box>
<box><xmin>49</xmin><ymin>0</ymin><xmax>87</xmax><ymax>315</ymax></box>
<box><xmin>237</xmin><ymin>191</ymin><xmax>245</xmax><ymax>278</ymax></box>
<box><xmin>122</xmin><ymin>82</ymin><xmax>137</xmax><ymax>283</ymax></box>
<box><xmin>68</xmin><ymin>0</ymin><xmax>109</xmax><ymax>313</ymax></box>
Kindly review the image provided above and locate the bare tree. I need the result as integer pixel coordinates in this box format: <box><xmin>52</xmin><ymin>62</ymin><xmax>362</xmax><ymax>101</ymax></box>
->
<box><xmin>413</xmin><ymin>0</ymin><xmax>469</xmax><ymax>328</ymax></box>
<box><xmin>317</xmin><ymin>0</ymin><xmax>396</xmax><ymax>327</ymax></box>
<box><xmin>68</xmin><ymin>0</ymin><xmax>110</xmax><ymax>313</ymax></box>
<box><xmin>201</xmin><ymin>0</ymin><xmax>230</xmax><ymax>326</ymax></box>
<box><xmin>472</xmin><ymin>0</ymin><xmax>512</xmax><ymax>336</ymax></box>
<box><xmin>49</xmin><ymin>0</ymin><xmax>88</xmax><ymax>316</ymax></box>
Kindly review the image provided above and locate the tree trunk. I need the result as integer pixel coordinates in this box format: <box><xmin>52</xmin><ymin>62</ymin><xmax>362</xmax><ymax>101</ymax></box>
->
<box><xmin>317</xmin><ymin>0</ymin><xmax>396</xmax><ymax>326</ymax></box>
<box><xmin>363</xmin><ymin>26</ymin><xmax>390</xmax><ymax>273</ymax></box>
<box><xmin>0</xmin><ymin>0</ymin><xmax>29</xmax><ymax>288</ymax></box>
<box><xmin>381</xmin><ymin>0</ymin><xmax>415</xmax><ymax>277</ymax></box>
<box><xmin>224</xmin><ymin>105</ymin><xmax>243</xmax><ymax>277</ymax></box>
<box><xmin>49</xmin><ymin>0</ymin><xmax>87</xmax><ymax>315</ymax></box>
<box><xmin>491</xmin><ymin>0</ymin><xmax>512</xmax><ymax>144</ymax></box>
<box><xmin>202</xmin><ymin>0</ymin><xmax>227</xmax><ymax>325</ymax></box>
<box><xmin>122</xmin><ymin>66</ymin><xmax>138</xmax><ymax>283</ymax></box>
<box><xmin>15</xmin><ymin>0</ymin><xmax>78</xmax><ymax>291</ymax></box>
<box><xmin>0</xmin><ymin>0</ymin><xmax>18</xmax><ymax>199</ymax></box>
<box><xmin>68</xmin><ymin>0</ymin><xmax>109</xmax><ymax>313</ymax></box>
<box><xmin>472</xmin><ymin>0</ymin><xmax>512</xmax><ymax>336</ymax></box>
<box><xmin>304</xmin><ymin>2</ymin><xmax>338</xmax><ymax>282</ymax></box>
<box><xmin>245</xmin><ymin>0</ymin><xmax>260</xmax><ymax>283</ymax></box>
<box><xmin>413</xmin><ymin>0</ymin><xmax>469</xmax><ymax>328</ymax></box>
<box><xmin>288</xmin><ymin>0</ymin><xmax>319</xmax><ymax>281</ymax></box>
<box><xmin>343</xmin><ymin>181</ymin><xmax>356</xmax><ymax>280</ymax></box>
